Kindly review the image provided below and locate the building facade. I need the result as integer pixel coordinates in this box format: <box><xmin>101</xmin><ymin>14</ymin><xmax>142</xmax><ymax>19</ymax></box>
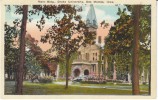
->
<box><xmin>71</xmin><ymin>4</ymin><xmax>108</xmax><ymax>79</ymax></box>
<box><xmin>70</xmin><ymin>5</ymin><xmax>148</xmax><ymax>84</ymax></box>
<box><xmin>71</xmin><ymin>44</ymin><xmax>106</xmax><ymax>78</ymax></box>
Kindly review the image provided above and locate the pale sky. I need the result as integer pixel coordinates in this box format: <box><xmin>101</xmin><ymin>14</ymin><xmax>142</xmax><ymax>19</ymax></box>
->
<box><xmin>5</xmin><ymin>5</ymin><xmax>128</xmax><ymax>51</ymax></box>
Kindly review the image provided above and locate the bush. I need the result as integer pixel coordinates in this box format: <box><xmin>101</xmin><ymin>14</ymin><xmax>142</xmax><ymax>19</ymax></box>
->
<box><xmin>5</xmin><ymin>78</ymin><xmax>15</xmax><ymax>81</ymax></box>
<box><xmin>38</xmin><ymin>76</ymin><xmax>53</xmax><ymax>83</ymax></box>
<box><xmin>106</xmin><ymin>79</ymin><xmax>123</xmax><ymax>83</ymax></box>
<box><xmin>81</xmin><ymin>80</ymin><xmax>107</xmax><ymax>84</ymax></box>
<box><xmin>142</xmin><ymin>82</ymin><xmax>148</xmax><ymax>85</ymax></box>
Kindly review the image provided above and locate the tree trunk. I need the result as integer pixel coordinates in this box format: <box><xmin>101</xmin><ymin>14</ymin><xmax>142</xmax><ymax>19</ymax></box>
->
<box><xmin>148</xmin><ymin>66</ymin><xmax>151</xmax><ymax>95</ymax></box>
<box><xmin>103</xmin><ymin>54</ymin><xmax>106</xmax><ymax>79</ymax></box>
<box><xmin>16</xmin><ymin>5</ymin><xmax>28</xmax><ymax>95</ymax></box>
<box><xmin>98</xmin><ymin>47</ymin><xmax>102</xmax><ymax>81</ymax></box>
<box><xmin>65</xmin><ymin>53</ymin><xmax>70</xmax><ymax>89</ymax></box>
<box><xmin>105</xmin><ymin>56</ymin><xmax>108</xmax><ymax>80</ymax></box>
<box><xmin>7</xmin><ymin>70</ymin><xmax>10</xmax><ymax>80</ymax></box>
<box><xmin>132</xmin><ymin>5</ymin><xmax>141</xmax><ymax>95</ymax></box>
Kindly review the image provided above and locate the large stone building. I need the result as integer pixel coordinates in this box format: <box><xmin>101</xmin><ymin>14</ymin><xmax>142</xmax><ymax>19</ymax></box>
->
<box><xmin>71</xmin><ymin>4</ymin><xmax>110</xmax><ymax>79</ymax></box>
<box><xmin>67</xmin><ymin>5</ymin><xmax>148</xmax><ymax>84</ymax></box>
<box><xmin>71</xmin><ymin>44</ymin><xmax>106</xmax><ymax>77</ymax></box>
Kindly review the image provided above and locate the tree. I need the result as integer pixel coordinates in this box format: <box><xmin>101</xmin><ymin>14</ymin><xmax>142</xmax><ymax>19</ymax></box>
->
<box><xmin>132</xmin><ymin>5</ymin><xmax>141</xmax><ymax>95</ymax></box>
<box><xmin>58</xmin><ymin>52</ymin><xmax>78</xmax><ymax>79</ymax></box>
<box><xmin>25</xmin><ymin>50</ymin><xmax>41</xmax><ymax>82</ymax></box>
<box><xmin>4</xmin><ymin>23</ymin><xmax>19</xmax><ymax>80</ymax></box>
<box><xmin>41</xmin><ymin>5</ymin><xmax>96</xmax><ymax>89</ymax></box>
<box><xmin>104</xmin><ymin>5</ymin><xmax>150</xmax><ymax>95</ymax></box>
<box><xmin>103</xmin><ymin>7</ymin><xmax>133</xmax><ymax>80</ymax></box>
<box><xmin>40</xmin><ymin>51</ymin><xmax>53</xmax><ymax>76</ymax></box>
<box><xmin>25</xmin><ymin>34</ymin><xmax>43</xmax><ymax>81</ymax></box>
<box><xmin>16</xmin><ymin>5</ymin><xmax>28</xmax><ymax>94</ymax></box>
<box><xmin>5</xmin><ymin>5</ymin><xmax>71</xmax><ymax>94</ymax></box>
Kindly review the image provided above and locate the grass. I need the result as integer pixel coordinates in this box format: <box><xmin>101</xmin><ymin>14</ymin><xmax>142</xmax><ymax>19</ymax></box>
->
<box><xmin>23</xmin><ymin>82</ymin><xmax>148</xmax><ymax>95</ymax></box>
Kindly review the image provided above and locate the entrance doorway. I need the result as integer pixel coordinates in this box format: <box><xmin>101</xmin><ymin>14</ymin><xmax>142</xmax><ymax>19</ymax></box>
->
<box><xmin>74</xmin><ymin>69</ymin><xmax>80</xmax><ymax>77</ymax></box>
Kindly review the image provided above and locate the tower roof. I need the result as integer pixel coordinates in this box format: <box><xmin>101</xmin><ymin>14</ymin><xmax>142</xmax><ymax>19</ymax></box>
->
<box><xmin>86</xmin><ymin>4</ymin><xmax>98</xmax><ymax>28</ymax></box>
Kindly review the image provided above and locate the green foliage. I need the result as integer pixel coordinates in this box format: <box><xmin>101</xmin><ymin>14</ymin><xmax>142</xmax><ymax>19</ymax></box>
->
<box><xmin>139</xmin><ymin>48</ymin><xmax>150</xmax><ymax>79</ymax></box>
<box><xmin>105</xmin><ymin>54</ymin><xmax>114</xmax><ymax>78</ymax></box>
<box><xmin>59</xmin><ymin>60</ymin><xmax>66</xmax><ymax>77</ymax></box>
<box><xmin>40</xmin><ymin>5</ymin><xmax>96</xmax><ymax>56</ymax></box>
<box><xmin>59</xmin><ymin>52</ymin><xmax>78</xmax><ymax>77</ymax></box>
<box><xmin>38</xmin><ymin>5</ymin><xmax>96</xmax><ymax>88</ymax></box>
<box><xmin>25</xmin><ymin>34</ymin><xmax>44</xmax><ymax>78</ymax></box>
<box><xmin>25</xmin><ymin>51</ymin><xmax>42</xmax><ymax>77</ymax></box>
<box><xmin>104</xmin><ymin>5</ymin><xmax>151</xmax><ymax>76</ymax></box>
<box><xmin>105</xmin><ymin>12</ymin><xmax>133</xmax><ymax>55</ymax></box>
<box><xmin>115</xmin><ymin>52</ymin><xmax>132</xmax><ymax>74</ymax></box>
<box><xmin>81</xmin><ymin>81</ymin><xmax>106</xmax><ymax>84</ymax></box>
<box><xmin>4</xmin><ymin>23</ymin><xmax>19</xmax><ymax>51</ymax></box>
<box><xmin>4</xmin><ymin>23</ymin><xmax>20</xmax><ymax>79</ymax></box>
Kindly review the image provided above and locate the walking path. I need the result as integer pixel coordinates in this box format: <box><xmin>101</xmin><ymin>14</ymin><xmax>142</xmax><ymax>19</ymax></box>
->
<box><xmin>53</xmin><ymin>81</ymin><xmax>148</xmax><ymax>92</ymax></box>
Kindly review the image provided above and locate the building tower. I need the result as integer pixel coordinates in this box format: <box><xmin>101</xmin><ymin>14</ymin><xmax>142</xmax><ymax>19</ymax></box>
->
<box><xmin>86</xmin><ymin>4</ymin><xmax>98</xmax><ymax>31</ymax></box>
<box><xmin>71</xmin><ymin>4</ymin><xmax>99</xmax><ymax>79</ymax></box>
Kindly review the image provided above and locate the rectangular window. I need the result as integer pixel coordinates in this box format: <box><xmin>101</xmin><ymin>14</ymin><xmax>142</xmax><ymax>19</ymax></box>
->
<box><xmin>78</xmin><ymin>52</ymin><xmax>82</xmax><ymax>60</ymax></box>
<box><xmin>102</xmin><ymin>56</ymin><xmax>104</xmax><ymax>60</ymax></box>
<box><xmin>86</xmin><ymin>53</ymin><xmax>89</xmax><ymax>60</ymax></box>
<box><xmin>93</xmin><ymin>65</ymin><xmax>95</xmax><ymax>72</ymax></box>
<box><xmin>96</xmin><ymin>53</ymin><xmax>97</xmax><ymax>61</ymax></box>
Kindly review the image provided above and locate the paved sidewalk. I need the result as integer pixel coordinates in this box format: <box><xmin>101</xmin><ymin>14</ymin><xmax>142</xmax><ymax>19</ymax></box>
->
<box><xmin>53</xmin><ymin>81</ymin><xmax>148</xmax><ymax>92</ymax></box>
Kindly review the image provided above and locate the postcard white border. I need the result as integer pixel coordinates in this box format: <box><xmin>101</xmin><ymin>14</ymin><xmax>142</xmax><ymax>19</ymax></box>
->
<box><xmin>0</xmin><ymin>0</ymin><xmax>157</xmax><ymax>99</ymax></box>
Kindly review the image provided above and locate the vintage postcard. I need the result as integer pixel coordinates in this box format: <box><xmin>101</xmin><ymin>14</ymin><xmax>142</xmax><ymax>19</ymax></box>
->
<box><xmin>0</xmin><ymin>0</ymin><xmax>157</xmax><ymax>99</ymax></box>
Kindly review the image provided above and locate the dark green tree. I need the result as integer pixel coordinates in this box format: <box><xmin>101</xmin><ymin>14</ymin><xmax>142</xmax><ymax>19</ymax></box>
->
<box><xmin>4</xmin><ymin>23</ymin><xmax>20</xmax><ymax>80</ymax></box>
<box><xmin>104</xmin><ymin>5</ymin><xmax>151</xmax><ymax>95</ymax></box>
<box><xmin>40</xmin><ymin>5</ymin><xmax>96</xmax><ymax>89</ymax></box>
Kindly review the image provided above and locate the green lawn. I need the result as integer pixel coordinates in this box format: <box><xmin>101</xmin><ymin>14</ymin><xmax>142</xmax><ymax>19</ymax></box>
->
<box><xmin>23</xmin><ymin>82</ymin><xmax>148</xmax><ymax>95</ymax></box>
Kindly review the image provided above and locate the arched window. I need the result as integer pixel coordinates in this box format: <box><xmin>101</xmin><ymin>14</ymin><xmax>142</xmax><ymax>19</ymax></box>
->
<box><xmin>84</xmin><ymin>69</ymin><xmax>89</xmax><ymax>75</ymax></box>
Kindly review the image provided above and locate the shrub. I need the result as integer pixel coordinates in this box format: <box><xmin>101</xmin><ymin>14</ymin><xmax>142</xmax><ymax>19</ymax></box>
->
<box><xmin>142</xmin><ymin>82</ymin><xmax>148</xmax><ymax>85</ymax></box>
<box><xmin>106</xmin><ymin>79</ymin><xmax>123</xmax><ymax>83</ymax></box>
<box><xmin>81</xmin><ymin>80</ymin><xmax>107</xmax><ymax>84</ymax></box>
<box><xmin>38</xmin><ymin>76</ymin><xmax>53</xmax><ymax>83</ymax></box>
